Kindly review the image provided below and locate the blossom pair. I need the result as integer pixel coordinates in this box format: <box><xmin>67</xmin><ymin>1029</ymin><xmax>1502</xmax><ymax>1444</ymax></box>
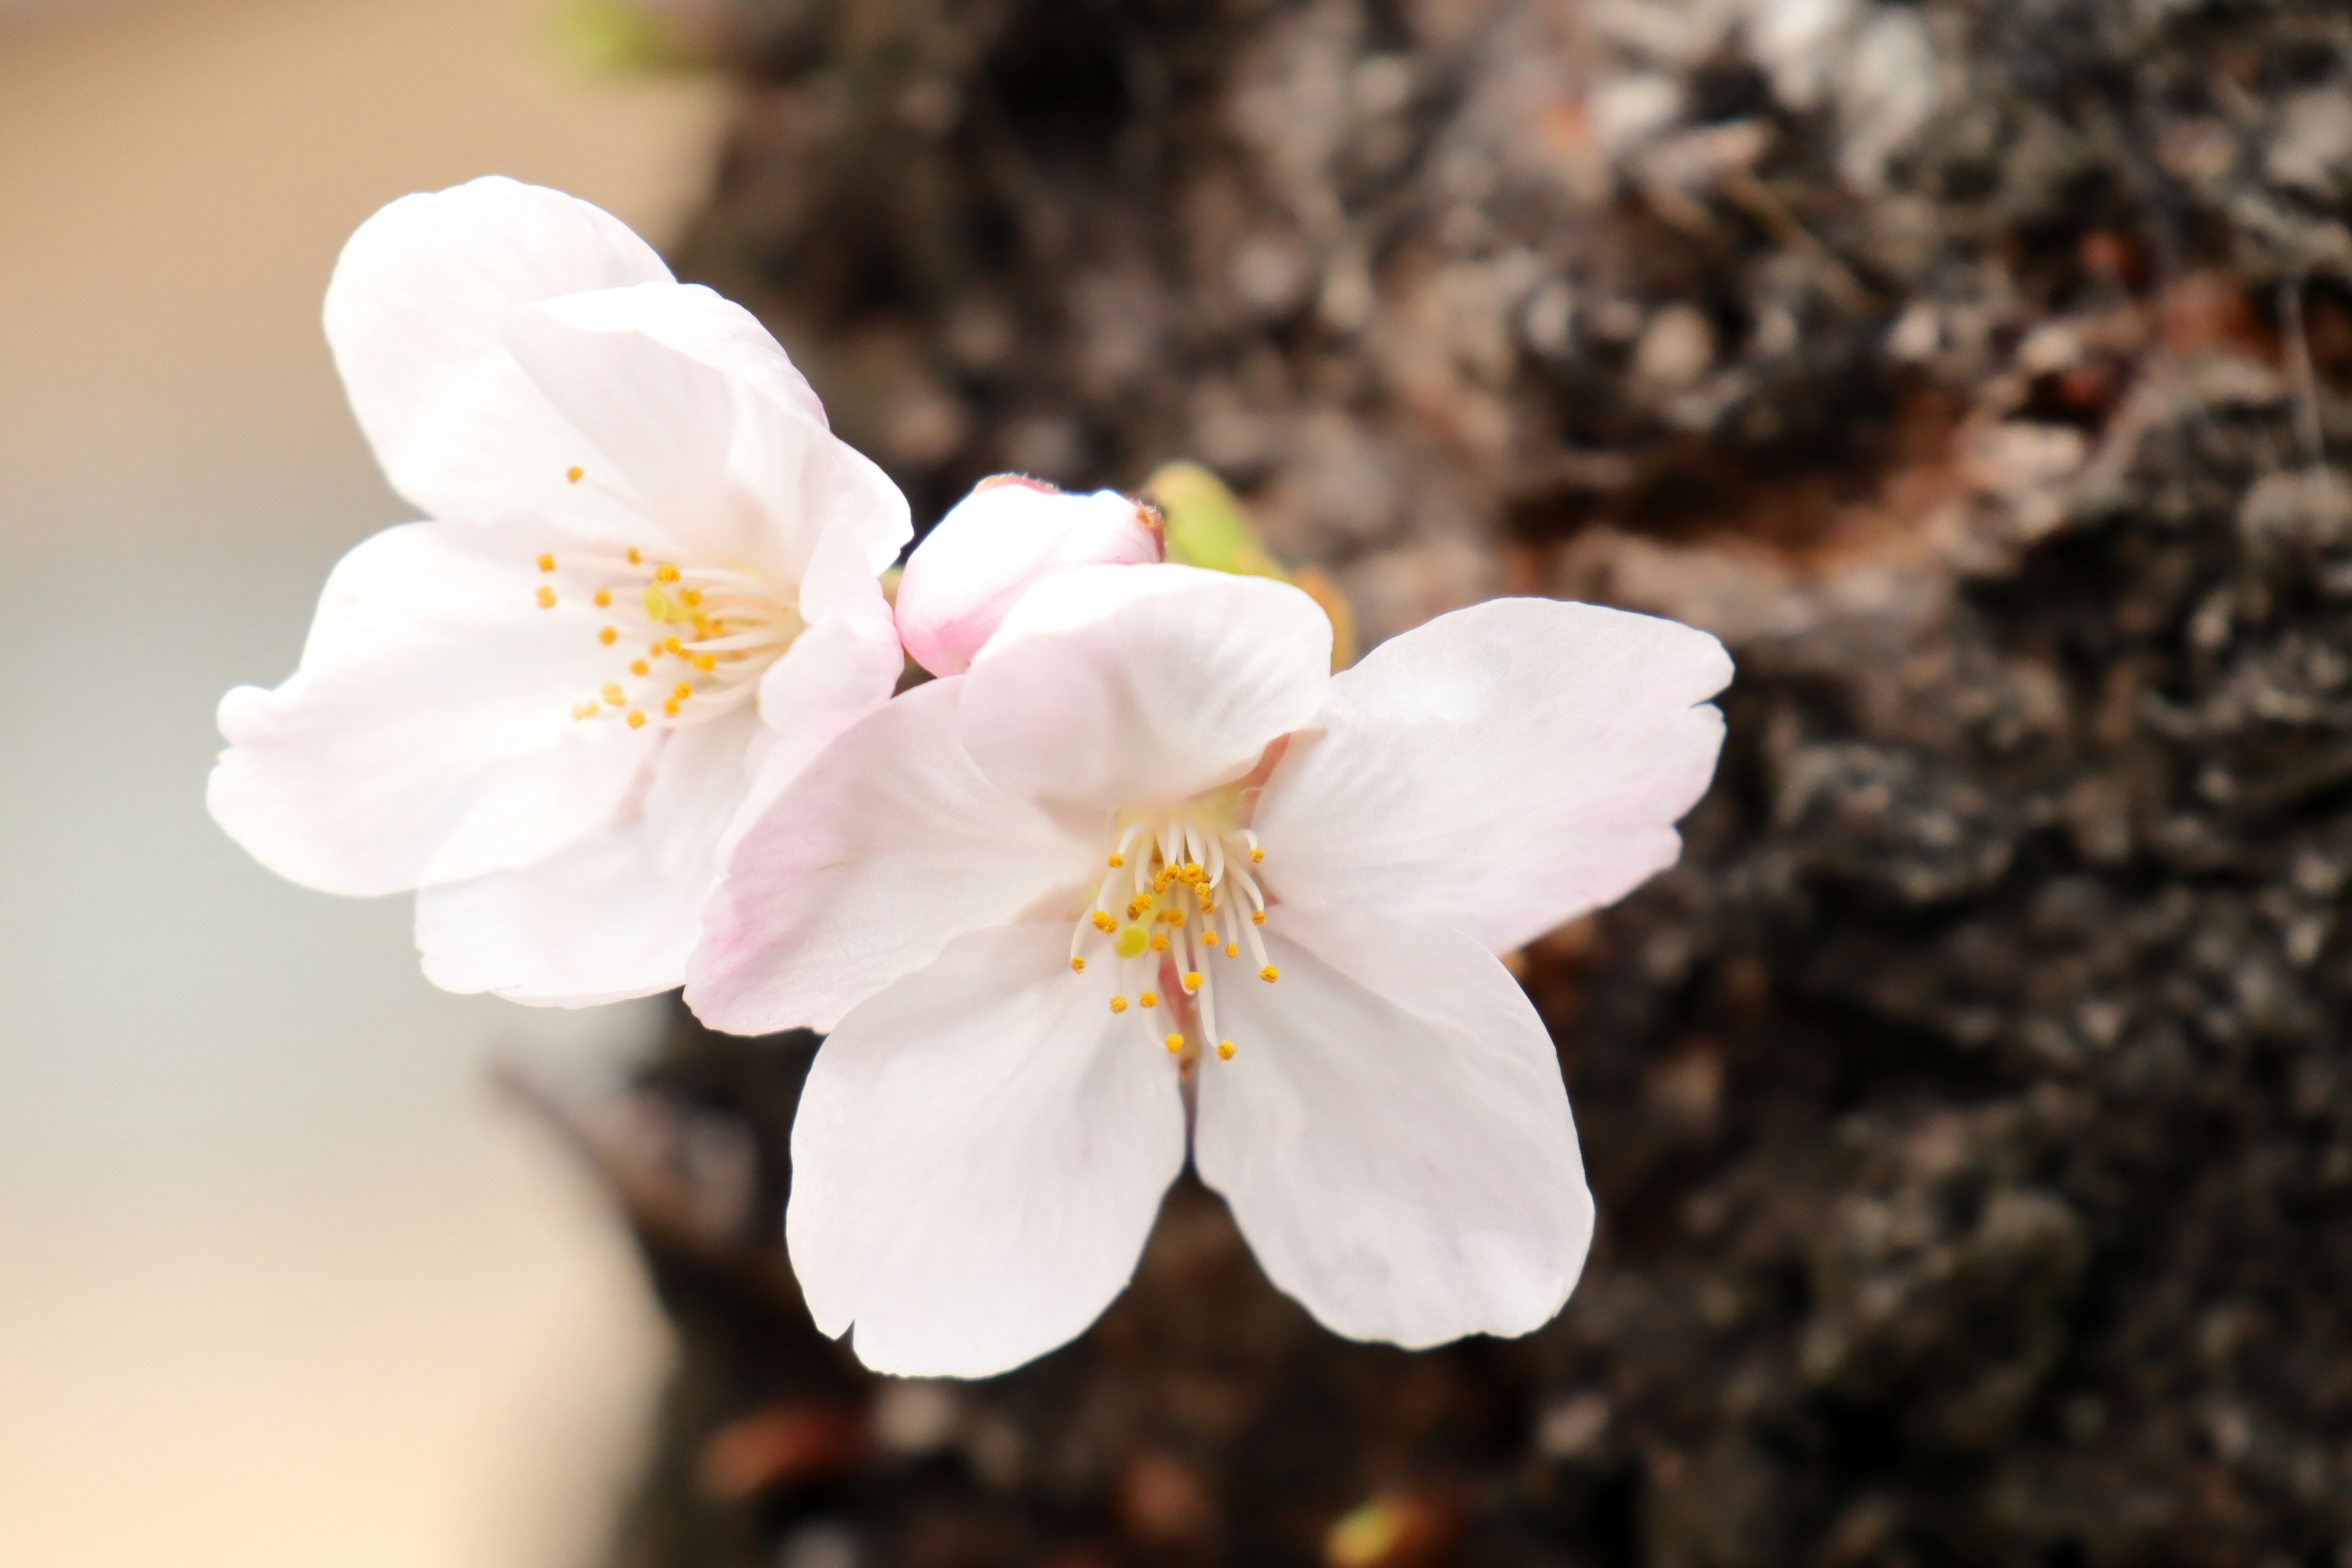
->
<box><xmin>211</xmin><ymin>178</ymin><xmax>1733</xmax><ymax>1378</ymax></box>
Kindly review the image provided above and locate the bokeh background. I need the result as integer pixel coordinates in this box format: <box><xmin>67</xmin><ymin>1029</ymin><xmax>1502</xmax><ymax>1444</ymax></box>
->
<box><xmin>0</xmin><ymin>1</ymin><xmax>722</xmax><ymax>1562</ymax></box>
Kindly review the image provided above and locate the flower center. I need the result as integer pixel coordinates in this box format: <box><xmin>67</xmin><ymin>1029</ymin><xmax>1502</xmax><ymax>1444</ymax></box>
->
<box><xmin>1067</xmin><ymin>806</ymin><xmax>1278</xmax><ymax>1063</ymax></box>
<box><xmin>535</xmin><ymin>538</ymin><xmax>802</xmax><ymax>733</ymax></box>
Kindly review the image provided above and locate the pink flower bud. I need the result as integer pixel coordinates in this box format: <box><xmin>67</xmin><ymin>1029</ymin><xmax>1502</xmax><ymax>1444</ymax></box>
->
<box><xmin>895</xmin><ymin>477</ymin><xmax>1164</xmax><ymax>676</ymax></box>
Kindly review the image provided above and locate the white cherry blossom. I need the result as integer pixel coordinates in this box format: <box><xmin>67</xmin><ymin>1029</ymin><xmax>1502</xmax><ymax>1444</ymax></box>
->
<box><xmin>207</xmin><ymin>176</ymin><xmax>910</xmax><ymax>1005</ymax></box>
<box><xmin>688</xmin><ymin>563</ymin><xmax>1731</xmax><ymax>1376</ymax></box>
<box><xmin>892</xmin><ymin>475</ymin><xmax>1164</xmax><ymax>677</ymax></box>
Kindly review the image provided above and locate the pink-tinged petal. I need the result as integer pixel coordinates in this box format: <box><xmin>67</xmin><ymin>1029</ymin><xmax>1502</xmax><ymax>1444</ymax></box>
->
<box><xmin>207</xmin><ymin>519</ymin><xmax>651</xmax><ymax>897</ymax></box>
<box><xmin>788</xmin><ymin>923</ymin><xmax>1186</xmax><ymax>1377</ymax></box>
<box><xmin>506</xmin><ymin>286</ymin><xmax>908</xmax><ymax>582</ymax></box>
<box><xmin>414</xmin><ymin>705</ymin><xmax>760</xmax><ymax>1005</ymax></box>
<box><xmin>685</xmin><ymin>678</ymin><xmax>1096</xmax><ymax>1035</ymax></box>
<box><xmin>895</xmin><ymin>481</ymin><xmax>1164</xmax><ymax>677</ymax></box>
<box><xmin>1255</xmin><ymin>598</ymin><xmax>1730</xmax><ymax>953</ymax></box>
<box><xmin>1194</xmin><ymin>906</ymin><xmax>1594</xmax><ymax>1348</ymax></box>
<box><xmin>960</xmin><ymin>564</ymin><xmax>1331</xmax><ymax>811</ymax></box>
<box><xmin>324</xmin><ymin>176</ymin><xmax>671</xmax><ymax>536</ymax></box>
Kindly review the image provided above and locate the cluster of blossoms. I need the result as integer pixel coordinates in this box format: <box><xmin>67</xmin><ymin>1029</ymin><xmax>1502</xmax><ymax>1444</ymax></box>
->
<box><xmin>212</xmin><ymin>178</ymin><xmax>1733</xmax><ymax>1378</ymax></box>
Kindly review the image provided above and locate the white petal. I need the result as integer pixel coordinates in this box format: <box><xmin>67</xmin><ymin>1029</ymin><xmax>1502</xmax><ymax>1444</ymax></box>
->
<box><xmin>895</xmin><ymin>482</ymin><xmax>1164</xmax><ymax>677</ymax></box>
<box><xmin>1255</xmin><ymin>598</ymin><xmax>1730</xmax><ymax>952</ymax></box>
<box><xmin>414</xmin><ymin>706</ymin><xmax>760</xmax><ymax>1005</ymax></box>
<box><xmin>788</xmin><ymin>924</ymin><xmax>1187</xmax><ymax>1377</ymax></box>
<box><xmin>507</xmin><ymin>285</ymin><xmax>908</xmax><ymax>580</ymax></box>
<box><xmin>960</xmin><ymin>564</ymin><xmax>1332</xmax><ymax>810</ymax></box>
<box><xmin>1193</xmin><ymin>906</ymin><xmax>1593</xmax><ymax>1348</ymax></box>
<box><xmin>208</xmin><ymin>519</ymin><xmax>650</xmax><ymax>897</ymax></box>
<box><xmin>685</xmin><ymin>679</ymin><xmax>1096</xmax><ymax>1035</ymax></box>
<box><xmin>324</xmin><ymin>176</ymin><xmax>671</xmax><ymax>535</ymax></box>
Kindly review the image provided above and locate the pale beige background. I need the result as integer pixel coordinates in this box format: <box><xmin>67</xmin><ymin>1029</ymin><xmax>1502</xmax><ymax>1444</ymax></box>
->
<box><xmin>0</xmin><ymin>1</ymin><xmax>729</xmax><ymax>1563</ymax></box>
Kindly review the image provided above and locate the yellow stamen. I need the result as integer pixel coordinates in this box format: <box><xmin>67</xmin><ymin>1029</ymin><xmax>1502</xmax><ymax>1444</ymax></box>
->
<box><xmin>594</xmin><ymin>589</ymin><xmax>612</xmax><ymax>608</ymax></box>
<box><xmin>1183</xmin><ymin>862</ymin><xmax>1203</xmax><ymax>881</ymax></box>
<box><xmin>1165</xmin><ymin>909</ymin><xmax>1186</xmax><ymax>927</ymax></box>
<box><xmin>1127</xmin><ymin>897</ymin><xmax>1152</xmax><ymax>921</ymax></box>
<box><xmin>599</xmin><ymin>626</ymin><xmax>618</xmax><ymax>646</ymax></box>
<box><xmin>1250</xmin><ymin>846</ymin><xmax>1264</xmax><ymax>863</ymax></box>
<box><xmin>1091</xmin><ymin>911</ymin><xmax>1116</xmax><ymax>933</ymax></box>
<box><xmin>1260</xmin><ymin>965</ymin><xmax>1280</xmax><ymax>983</ymax></box>
<box><xmin>1070</xmin><ymin>956</ymin><xmax>1087</xmax><ymax>973</ymax></box>
<box><xmin>601</xmin><ymin>683</ymin><xmax>625</xmax><ymax>705</ymax></box>
<box><xmin>1107</xmin><ymin>853</ymin><xmax>1126</xmax><ymax>869</ymax></box>
<box><xmin>665</xmin><ymin>636</ymin><xmax>685</xmax><ymax>656</ymax></box>
<box><xmin>626</xmin><ymin>709</ymin><xmax>647</xmax><ymax>729</ymax></box>
<box><xmin>566</xmin><ymin>466</ymin><xmax>584</xmax><ymax>484</ymax></box>
<box><xmin>663</xmin><ymin>698</ymin><xmax>681</xmax><ymax>717</ymax></box>
<box><xmin>1226</xmin><ymin>943</ymin><xmax>1240</xmax><ymax>959</ymax></box>
<box><xmin>536</xmin><ymin>552</ymin><xmax>556</xmax><ymax>573</ymax></box>
<box><xmin>1182</xmin><ymin>971</ymin><xmax>1202</xmax><ymax>993</ymax></box>
<box><xmin>1251</xmin><ymin>911</ymin><xmax>1267</xmax><ymax>925</ymax></box>
<box><xmin>1140</xmin><ymin>990</ymin><xmax>1158</xmax><ymax>1008</ymax></box>
<box><xmin>631</xmin><ymin>660</ymin><xmax>651</xmax><ymax>677</ymax></box>
<box><xmin>1150</xmin><ymin>933</ymin><xmax>1170</xmax><ymax>952</ymax></box>
<box><xmin>655</xmin><ymin>563</ymin><xmax>681</xmax><ymax>583</ymax></box>
<box><xmin>1164</xmin><ymin>1033</ymin><xmax>1183</xmax><ymax>1054</ymax></box>
<box><xmin>1109</xmin><ymin>995</ymin><xmax>1128</xmax><ymax>1014</ymax></box>
<box><xmin>571</xmin><ymin>701</ymin><xmax>597</xmax><ymax>720</ymax></box>
<box><xmin>680</xmin><ymin>588</ymin><xmax>703</xmax><ymax>607</ymax></box>
<box><xmin>626</xmin><ymin>546</ymin><xmax>643</xmax><ymax>565</ymax></box>
<box><xmin>695</xmin><ymin>653</ymin><xmax>718</xmax><ymax>673</ymax></box>
<box><xmin>673</xmin><ymin>682</ymin><xmax>693</xmax><ymax>701</ymax></box>
<box><xmin>536</xmin><ymin>585</ymin><xmax>557</xmax><ymax>609</ymax></box>
<box><xmin>1202</xmin><ymin>929</ymin><xmax>1219</xmax><ymax>945</ymax></box>
<box><xmin>1216</xmin><ymin>1040</ymin><xmax>1235</xmax><ymax>1060</ymax></box>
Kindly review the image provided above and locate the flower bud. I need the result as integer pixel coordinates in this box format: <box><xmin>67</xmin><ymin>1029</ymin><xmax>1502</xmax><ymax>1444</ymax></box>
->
<box><xmin>895</xmin><ymin>477</ymin><xmax>1164</xmax><ymax>676</ymax></box>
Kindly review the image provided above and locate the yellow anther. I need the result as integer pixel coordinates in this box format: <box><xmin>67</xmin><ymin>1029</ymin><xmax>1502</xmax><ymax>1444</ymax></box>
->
<box><xmin>536</xmin><ymin>552</ymin><xmax>556</xmax><ymax>573</ymax></box>
<box><xmin>1150</xmin><ymin>932</ymin><xmax>1170</xmax><ymax>952</ymax></box>
<box><xmin>1114</xmin><ymin>923</ymin><xmax>1150</xmax><ymax>959</ymax></box>
<box><xmin>1183</xmin><ymin>862</ymin><xmax>1203</xmax><ymax>881</ymax></box>
<box><xmin>1091</xmin><ymin>910</ymin><xmax>1117</xmax><ymax>933</ymax></box>
<box><xmin>1259</xmin><ymin>965</ymin><xmax>1280</xmax><ymax>983</ymax></box>
<box><xmin>626</xmin><ymin>709</ymin><xmax>647</xmax><ymax>729</ymax></box>
<box><xmin>1070</xmin><ymin>956</ymin><xmax>1087</xmax><ymax>973</ymax></box>
<box><xmin>1199</xmin><ymin>899</ymin><xmax>1215</xmax><ymax>914</ymax></box>
<box><xmin>630</xmin><ymin>660</ymin><xmax>651</xmax><ymax>677</ymax></box>
<box><xmin>1166</xmin><ymin>908</ymin><xmax>1186</xmax><ymax>927</ymax></box>
<box><xmin>673</xmin><ymin>682</ymin><xmax>694</xmax><ymax>701</ymax></box>
<box><xmin>694</xmin><ymin>653</ymin><xmax>718</xmax><ymax>673</ymax></box>
<box><xmin>1226</xmin><ymin>943</ymin><xmax>1241</xmax><ymax>959</ymax></box>
<box><xmin>1250</xmin><ymin>846</ymin><xmax>1264</xmax><ymax>863</ymax></box>
<box><xmin>1107</xmin><ymin>853</ymin><xmax>1125</xmax><ymax>869</ymax></box>
<box><xmin>601</xmin><ymin>683</ymin><xmax>625</xmax><ymax>705</ymax></box>
<box><xmin>571</xmin><ymin>701</ymin><xmax>597</xmax><ymax>720</ymax></box>
<box><xmin>536</xmin><ymin>585</ymin><xmax>557</xmax><ymax>609</ymax></box>
<box><xmin>599</xmin><ymin>626</ymin><xmax>619</xmax><ymax>646</ymax></box>
<box><xmin>1154</xmin><ymin>869</ymin><xmax>1175</xmax><ymax>892</ymax></box>
<box><xmin>1251</xmin><ymin>910</ymin><xmax>1267</xmax><ymax>925</ymax></box>
<box><xmin>655</xmin><ymin>563</ymin><xmax>681</xmax><ymax>583</ymax></box>
<box><xmin>1126</xmin><ymin>897</ymin><xmax>1151</xmax><ymax>920</ymax></box>
<box><xmin>1183</xmin><ymin>971</ymin><xmax>1202</xmax><ymax>993</ymax></box>
<box><xmin>1202</xmin><ymin>929</ymin><xmax>1219</xmax><ymax>946</ymax></box>
<box><xmin>594</xmin><ymin>589</ymin><xmax>612</xmax><ymax>608</ymax></box>
<box><xmin>663</xmin><ymin>698</ymin><xmax>680</xmax><ymax>717</ymax></box>
<box><xmin>566</xmin><ymin>466</ymin><xmax>584</xmax><ymax>483</ymax></box>
<box><xmin>625</xmin><ymin>546</ymin><xmax>643</xmax><ymax>565</ymax></box>
<box><xmin>1164</xmin><ymin>1033</ymin><xmax>1184</xmax><ymax>1054</ymax></box>
<box><xmin>1140</xmin><ymin>990</ymin><xmax>1158</xmax><ymax>1008</ymax></box>
<box><xmin>1109</xmin><ymin>995</ymin><xmax>1128</xmax><ymax>1014</ymax></box>
<box><xmin>1216</xmin><ymin>1040</ymin><xmax>1235</xmax><ymax>1060</ymax></box>
<box><xmin>680</xmin><ymin>589</ymin><xmax>703</xmax><ymax>607</ymax></box>
<box><xmin>665</xmin><ymin>636</ymin><xmax>685</xmax><ymax>655</ymax></box>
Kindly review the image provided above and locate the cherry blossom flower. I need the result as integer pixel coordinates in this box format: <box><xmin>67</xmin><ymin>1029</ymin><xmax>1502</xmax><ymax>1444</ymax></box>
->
<box><xmin>892</xmin><ymin>475</ymin><xmax>1163</xmax><ymax>677</ymax></box>
<box><xmin>207</xmin><ymin>176</ymin><xmax>910</xmax><ymax>1005</ymax></box>
<box><xmin>688</xmin><ymin>564</ymin><xmax>1731</xmax><ymax>1375</ymax></box>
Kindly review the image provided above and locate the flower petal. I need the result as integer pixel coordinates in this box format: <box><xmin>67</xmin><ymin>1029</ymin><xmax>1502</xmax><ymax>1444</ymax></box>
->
<box><xmin>960</xmin><ymin>564</ymin><xmax>1332</xmax><ymax>810</ymax></box>
<box><xmin>505</xmin><ymin>285</ymin><xmax>909</xmax><ymax>581</ymax></box>
<box><xmin>1254</xmin><ymin>598</ymin><xmax>1730</xmax><ymax>953</ymax></box>
<box><xmin>895</xmin><ymin>481</ymin><xmax>1164</xmax><ymax>677</ymax></box>
<box><xmin>685</xmin><ymin>678</ymin><xmax>1096</xmax><ymax>1035</ymax></box>
<box><xmin>413</xmin><ymin>705</ymin><xmax>760</xmax><ymax>1005</ymax></box>
<box><xmin>323</xmin><ymin>176</ymin><xmax>671</xmax><ymax>535</ymax></box>
<box><xmin>1193</xmin><ymin>906</ymin><xmax>1593</xmax><ymax>1348</ymax></box>
<box><xmin>788</xmin><ymin>923</ymin><xmax>1187</xmax><ymax>1377</ymax></box>
<box><xmin>208</xmin><ymin>519</ymin><xmax>650</xmax><ymax>897</ymax></box>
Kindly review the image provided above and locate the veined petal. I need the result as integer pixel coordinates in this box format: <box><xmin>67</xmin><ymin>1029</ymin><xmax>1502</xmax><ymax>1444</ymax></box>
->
<box><xmin>324</xmin><ymin>176</ymin><xmax>671</xmax><ymax>536</ymax></box>
<box><xmin>1194</xmin><ymin>906</ymin><xmax>1594</xmax><ymax>1348</ymax></box>
<box><xmin>507</xmin><ymin>286</ymin><xmax>908</xmax><ymax>582</ymax></box>
<box><xmin>685</xmin><ymin>679</ymin><xmax>1096</xmax><ymax>1035</ymax></box>
<box><xmin>788</xmin><ymin>924</ymin><xmax>1187</xmax><ymax>1377</ymax></box>
<box><xmin>414</xmin><ymin>705</ymin><xmax>760</xmax><ymax>1005</ymax></box>
<box><xmin>207</xmin><ymin>519</ymin><xmax>649</xmax><ymax>897</ymax></box>
<box><xmin>1256</xmin><ymin>598</ymin><xmax>1730</xmax><ymax>953</ymax></box>
<box><xmin>960</xmin><ymin>564</ymin><xmax>1331</xmax><ymax>810</ymax></box>
<box><xmin>895</xmin><ymin>482</ymin><xmax>1164</xmax><ymax>677</ymax></box>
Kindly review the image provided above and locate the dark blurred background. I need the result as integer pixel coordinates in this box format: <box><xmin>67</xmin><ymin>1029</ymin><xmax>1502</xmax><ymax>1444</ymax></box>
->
<box><xmin>9</xmin><ymin>1</ymin><xmax>2352</xmax><ymax>1566</ymax></box>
